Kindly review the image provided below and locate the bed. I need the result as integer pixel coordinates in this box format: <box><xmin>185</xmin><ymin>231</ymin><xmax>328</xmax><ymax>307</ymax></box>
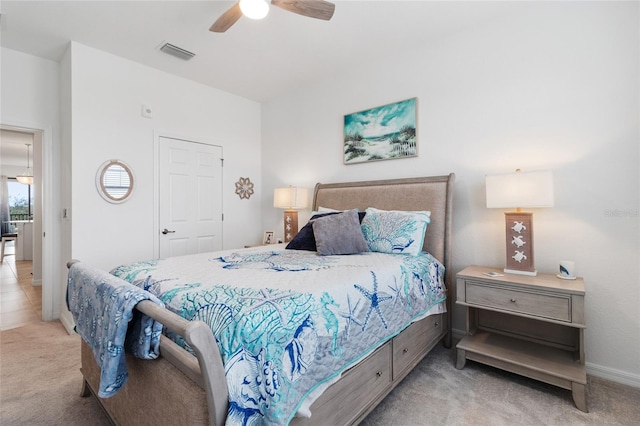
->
<box><xmin>67</xmin><ymin>173</ymin><xmax>455</xmax><ymax>426</ymax></box>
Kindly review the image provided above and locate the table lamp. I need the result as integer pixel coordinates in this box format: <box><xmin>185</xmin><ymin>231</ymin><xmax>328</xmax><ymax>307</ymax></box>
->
<box><xmin>273</xmin><ymin>186</ymin><xmax>308</xmax><ymax>242</ymax></box>
<box><xmin>486</xmin><ymin>169</ymin><xmax>554</xmax><ymax>276</ymax></box>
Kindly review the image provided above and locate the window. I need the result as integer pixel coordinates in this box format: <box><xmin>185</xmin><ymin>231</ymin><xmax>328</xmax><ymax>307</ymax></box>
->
<box><xmin>7</xmin><ymin>178</ymin><xmax>33</xmax><ymax>220</ymax></box>
<box><xmin>102</xmin><ymin>164</ymin><xmax>131</xmax><ymax>199</ymax></box>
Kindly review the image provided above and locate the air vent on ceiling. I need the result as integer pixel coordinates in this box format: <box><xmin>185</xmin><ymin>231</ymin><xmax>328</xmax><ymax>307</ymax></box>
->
<box><xmin>159</xmin><ymin>43</ymin><xmax>196</xmax><ymax>61</ymax></box>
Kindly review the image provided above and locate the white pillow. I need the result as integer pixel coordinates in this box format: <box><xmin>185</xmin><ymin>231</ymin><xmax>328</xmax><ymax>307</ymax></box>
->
<box><xmin>317</xmin><ymin>206</ymin><xmax>342</xmax><ymax>213</ymax></box>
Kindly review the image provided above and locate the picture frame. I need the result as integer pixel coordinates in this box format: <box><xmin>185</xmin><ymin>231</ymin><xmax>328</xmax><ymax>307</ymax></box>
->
<box><xmin>262</xmin><ymin>231</ymin><xmax>274</xmax><ymax>245</ymax></box>
<box><xmin>344</xmin><ymin>97</ymin><xmax>417</xmax><ymax>164</ymax></box>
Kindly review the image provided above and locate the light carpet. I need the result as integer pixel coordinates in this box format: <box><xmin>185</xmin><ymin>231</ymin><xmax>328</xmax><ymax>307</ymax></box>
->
<box><xmin>1</xmin><ymin>321</ymin><xmax>638</xmax><ymax>425</ymax></box>
<box><xmin>361</xmin><ymin>343</ymin><xmax>640</xmax><ymax>426</ymax></box>
<box><xmin>0</xmin><ymin>321</ymin><xmax>110</xmax><ymax>426</ymax></box>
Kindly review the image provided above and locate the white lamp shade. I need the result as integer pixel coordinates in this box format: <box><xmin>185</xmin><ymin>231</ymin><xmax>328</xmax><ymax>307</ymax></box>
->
<box><xmin>16</xmin><ymin>173</ymin><xmax>33</xmax><ymax>185</ymax></box>
<box><xmin>486</xmin><ymin>170</ymin><xmax>554</xmax><ymax>208</ymax></box>
<box><xmin>273</xmin><ymin>187</ymin><xmax>308</xmax><ymax>210</ymax></box>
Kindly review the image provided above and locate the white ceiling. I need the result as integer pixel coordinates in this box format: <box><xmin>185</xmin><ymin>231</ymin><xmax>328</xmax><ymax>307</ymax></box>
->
<box><xmin>1</xmin><ymin>130</ymin><xmax>34</xmax><ymax>168</ymax></box>
<box><xmin>0</xmin><ymin>1</ymin><xmax>519</xmax><ymax>103</ymax></box>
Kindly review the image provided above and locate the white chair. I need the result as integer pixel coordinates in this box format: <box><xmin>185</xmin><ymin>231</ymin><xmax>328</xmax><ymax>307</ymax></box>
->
<box><xmin>1</xmin><ymin>233</ymin><xmax>18</xmax><ymax>262</ymax></box>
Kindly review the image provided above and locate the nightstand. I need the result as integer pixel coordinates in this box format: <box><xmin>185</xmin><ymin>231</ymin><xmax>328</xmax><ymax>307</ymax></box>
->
<box><xmin>455</xmin><ymin>265</ymin><xmax>587</xmax><ymax>412</ymax></box>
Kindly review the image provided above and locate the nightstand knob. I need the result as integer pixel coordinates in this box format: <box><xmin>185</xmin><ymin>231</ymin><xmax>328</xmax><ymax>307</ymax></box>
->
<box><xmin>434</xmin><ymin>322</ymin><xmax>439</xmax><ymax>327</ymax></box>
<box><xmin>510</xmin><ymin>298</ymin><xmax>517</xmax><ymax>303</ymax></box>
<box><xmin>376</xmin><ymin>371</ymin><xmax>383</xmax><ymax>377</ymax></box>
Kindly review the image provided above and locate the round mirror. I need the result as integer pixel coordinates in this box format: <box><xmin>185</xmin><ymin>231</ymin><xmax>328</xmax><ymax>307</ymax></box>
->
<box><xmin>96</xmin><ymin>160</ymin><xmax>135</xmax><ymax>203</ymax></box>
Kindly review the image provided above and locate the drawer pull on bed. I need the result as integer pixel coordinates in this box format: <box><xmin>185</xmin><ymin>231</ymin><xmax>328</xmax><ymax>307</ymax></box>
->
<box><xmin>402</xmin><ymin>348</ymin><xmax>409</xmax><ymax>354</ymax></box>
<box><xmin>376</xmin><ymin>371</ymin><xmax>383</xmax><ymax>377</ymax></box>
<box><xmin>510</xmin><ymin>298</ymin><xmax>516</xmax><ymax>303</ymax></box>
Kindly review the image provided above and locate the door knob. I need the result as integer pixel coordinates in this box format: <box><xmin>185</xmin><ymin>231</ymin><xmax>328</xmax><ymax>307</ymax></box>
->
<box><xmin>162</xmin><ymin>228</ymin><xmax>176</xmax><ymax>235</ymax></box>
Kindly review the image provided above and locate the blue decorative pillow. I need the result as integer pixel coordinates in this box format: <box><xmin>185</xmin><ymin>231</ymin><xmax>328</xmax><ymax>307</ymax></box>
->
<box><xmin>360</xmin><ymin>208</ymin><xmax>431</xmax><ymax>256</ymax></box>
<box><xmin>286</xmin><ymin>211</ymin><xmax>366</xmax><ymax>251</ymax></box>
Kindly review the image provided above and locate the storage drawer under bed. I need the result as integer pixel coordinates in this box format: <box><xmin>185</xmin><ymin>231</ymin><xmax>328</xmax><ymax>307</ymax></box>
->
<box><xmin>392</xmin><ymin>313</ymin><xmax>443</xmax><ymax>379</ymax></box>
<box><xmin>291</xmin><ymin>340</ymin><xmax>392</xmax><ymax>425</ymax></box>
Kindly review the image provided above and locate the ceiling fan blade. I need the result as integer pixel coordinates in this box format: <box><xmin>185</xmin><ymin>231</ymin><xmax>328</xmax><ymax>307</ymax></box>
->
<box><xmin>271</xmin><ymin>0</ymin><xmax>335</xmax><ymax>21</ymax></box>
<box><xmin>209</xmin><ymin>3</ymin><xmax>243</xmax><ymax>33</ymax></box>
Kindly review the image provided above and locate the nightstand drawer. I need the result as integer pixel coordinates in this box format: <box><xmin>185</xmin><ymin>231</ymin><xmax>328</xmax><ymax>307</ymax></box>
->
<box><xmin>466</xmin><ymin>281</ymin><xmax>571</xmax><ymax>322</ymax></box>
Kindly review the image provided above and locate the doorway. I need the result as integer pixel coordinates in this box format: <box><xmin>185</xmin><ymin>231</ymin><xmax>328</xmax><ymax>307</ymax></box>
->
<box><xmin>156</xmin><ymin>135</ymin><xmax>223</xmax><ymax>259</ymax></box>
<box><xmin>0</xmin><ymin>126</ymin><xmax>46</xmax><ymax>327</ymax></box>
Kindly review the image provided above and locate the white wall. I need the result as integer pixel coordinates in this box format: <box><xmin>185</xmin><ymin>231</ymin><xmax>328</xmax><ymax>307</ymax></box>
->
<box><xmin>68</xmin><ymin>42</ymin><xmax>262</xmax><ymax>272</ymax></box>
<box><xmin>59</xmin><ymin>44</ymin><xmax>73</xmax><ymax>330</ymax></box>
<box><xmin>261</xmin><ymin>2</ymin><xmax>639</xmax><ymax>384</ymax></box>
<box><xmin>1</xmin><ymin>165</ymin><xmax>23</xmax><ymax>177</ymax></box>
<box><xmin>1</xmin><ymin>47</ymin><xmax>62</xmax><ymax>320</ymax></box>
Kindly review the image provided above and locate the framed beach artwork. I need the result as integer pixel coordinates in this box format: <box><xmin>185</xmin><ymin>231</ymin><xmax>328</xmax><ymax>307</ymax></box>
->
<box><xmin>344</xmin><ymin>97</ymin><xmax>417</xmax><ymax>164</ymax></box>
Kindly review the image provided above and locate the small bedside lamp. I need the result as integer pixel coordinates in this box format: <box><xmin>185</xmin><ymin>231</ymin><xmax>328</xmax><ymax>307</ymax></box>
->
<box><xmin>273</xmin><ymin>186</ymin><xmax>308</xmax><ymax>242</ymax></box>
<box><xmin>486</xmin><ymin>169</ymin><xmax>554</xmax><ymax>276</ymax></box>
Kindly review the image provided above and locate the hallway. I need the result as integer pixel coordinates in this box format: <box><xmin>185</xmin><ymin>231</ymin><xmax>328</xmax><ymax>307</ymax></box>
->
<box><xmin>1</xmin><ymin>245</ymin><xmax>41</xmax><ymax>330</ymax></box>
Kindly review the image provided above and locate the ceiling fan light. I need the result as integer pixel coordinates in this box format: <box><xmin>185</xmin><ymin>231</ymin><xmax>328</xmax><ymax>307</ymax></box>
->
<box><xmin>239</xmin><ymin>0</ymin><xmax>269</xmax><ymax>20</ymax></box>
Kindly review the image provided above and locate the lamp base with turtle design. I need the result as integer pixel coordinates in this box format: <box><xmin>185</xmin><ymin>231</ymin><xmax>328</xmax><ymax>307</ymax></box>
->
<box><xmin>283</xmin><ymin>209</ymin><xmax>299</xmax><ymax>243</ymax></box>
<box><xmin>504</xmin><ymin>211</ymin><xmax>537</xmax><ymax>276</ymax></box>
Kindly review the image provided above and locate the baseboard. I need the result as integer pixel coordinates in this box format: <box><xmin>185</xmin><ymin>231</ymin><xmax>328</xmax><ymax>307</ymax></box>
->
<box><xmin>59</xmin><ymin>310</ymin><xmax>76</xmax><ymax>335</ymax></box>
<box><xmin>451</xmin><ymin>328</ymin><xmax>466</xmax><ymax>345</ymax></box>
<box><xmin>587</xmin><ymin>362</ymin><xmax>640</xmax><ymax>388</ymax></box>
<box><xmin>31</xmin><ymin>278</ymin><xmax>42</xmax><ymax>287</ymax></box>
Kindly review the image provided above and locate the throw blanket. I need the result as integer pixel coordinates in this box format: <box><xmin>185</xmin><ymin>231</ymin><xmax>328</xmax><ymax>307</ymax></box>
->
<box><xmin>111</xmin><ymin>246</ymin><xmax>446</xmax><ymax>425</ymax></box>
<box><xmin>66</xmin><ymin>262</ymin><xmax>164</xmax><ymax>398</ymax></box>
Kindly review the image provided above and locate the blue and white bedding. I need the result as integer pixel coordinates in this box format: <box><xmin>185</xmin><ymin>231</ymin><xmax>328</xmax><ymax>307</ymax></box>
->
<box><xmin>111</xmin><ymin>244</ymin><xmax>446</xmax><ymax>426</ymax></box>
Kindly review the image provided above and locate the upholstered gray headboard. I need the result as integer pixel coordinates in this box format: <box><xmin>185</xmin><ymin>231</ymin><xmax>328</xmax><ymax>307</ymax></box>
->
<box><xmin>312</xmin><ymin>174</ymin><xmax>455</xmax><ymax>274</ymax></box>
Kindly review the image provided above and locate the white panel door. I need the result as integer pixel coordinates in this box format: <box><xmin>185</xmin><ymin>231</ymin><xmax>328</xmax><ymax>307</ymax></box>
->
<box><xmin>159</xmin><ymin>136</ymin><xmax>223</xmax><ymax>258</ymax></box>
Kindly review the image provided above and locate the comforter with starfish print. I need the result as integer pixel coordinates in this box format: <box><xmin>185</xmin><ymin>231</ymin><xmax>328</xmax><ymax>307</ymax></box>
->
<box><xmin>110</xmin><ymin>244</ymin><xmax>446</xmax><ymax>426</ymax></box>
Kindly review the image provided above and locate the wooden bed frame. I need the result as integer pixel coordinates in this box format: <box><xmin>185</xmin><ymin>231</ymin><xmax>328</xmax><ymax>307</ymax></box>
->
<box><xmin>72</xmin><ymin>173</ymin><xmax>455</xmax><ymax>425</ymax></box>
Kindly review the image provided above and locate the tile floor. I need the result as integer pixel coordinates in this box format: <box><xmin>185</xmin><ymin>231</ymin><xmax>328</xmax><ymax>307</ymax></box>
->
<box><xmin>1</xmin><ymin>243</ymin><xmax>41</xmax><ymax>330</ymax></box>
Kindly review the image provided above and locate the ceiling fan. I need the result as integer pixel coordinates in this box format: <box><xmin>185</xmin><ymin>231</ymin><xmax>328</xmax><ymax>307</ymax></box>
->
<box><xmin>210</xmin><ymin>0</ymin><xmax>336</xmax><ymax>33</ymax></box>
